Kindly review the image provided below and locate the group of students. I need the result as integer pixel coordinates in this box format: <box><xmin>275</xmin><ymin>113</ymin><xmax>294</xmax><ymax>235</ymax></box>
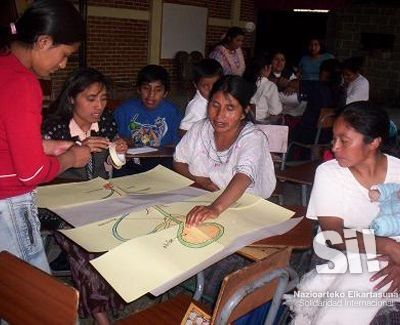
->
<box><xmin>1</xmin><ymin>1</ymin><xmax>400</xmax><ymax>325</ymax></box>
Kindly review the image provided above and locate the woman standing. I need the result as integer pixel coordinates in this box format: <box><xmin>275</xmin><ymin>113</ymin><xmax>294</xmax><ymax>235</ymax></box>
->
<box><xmin>209</xmin><ymin>27</ymin><xmax>246</xmax><ymax>76</ymax></box>
<box><xmin>298</xmin><ymin>37</ymin><xmax>334</xmax><ymax>82</ymax></box>
<box><xmin>0</xmin><ymin>0</ymin><xmax>90</xmax><ymax>273</ymax></box>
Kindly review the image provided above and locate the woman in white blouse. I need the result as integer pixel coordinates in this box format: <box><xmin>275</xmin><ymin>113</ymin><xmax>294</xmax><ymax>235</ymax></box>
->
<box><xmin>243</xmin><ymin>54</ymin><xmax>283</xmax><ymax>121</ymax></box>
<box><xmin>174</xmin><ymin>75</ymin><xmax>276</xmax><ymax>226</ymax></box>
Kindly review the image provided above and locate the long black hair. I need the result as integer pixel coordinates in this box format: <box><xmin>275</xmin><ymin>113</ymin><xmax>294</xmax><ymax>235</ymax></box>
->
<box><xmin>338</xmin><ymin>101</ymin><xmax>390</xmax><ymax>149</ymax></box>
<box><xmin>0</xmin><ymin>0</ymin><xmax>85</xmax><ymax>53</ymax></box>
<box><xmin>209</xmin><ymin>75</ymin><xmax>256</xmax><ymax>121</ymax></box>
<box><xmin>44</xmin><ymin>68</ymin><xmax>111</xmax><ymax>124</ymax></box>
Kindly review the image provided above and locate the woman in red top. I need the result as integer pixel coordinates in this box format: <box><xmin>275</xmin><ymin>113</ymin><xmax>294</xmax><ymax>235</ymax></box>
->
<box><xmin>0</xmin><ymin>0</ymin><xmax>90</xmax><ymax>274</ymax></box>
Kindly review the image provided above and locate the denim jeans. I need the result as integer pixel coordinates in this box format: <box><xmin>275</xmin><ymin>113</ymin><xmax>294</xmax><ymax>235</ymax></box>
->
<box><xmin>0</xmin><ymin>191</ymin><xmax>50</xmax><ymax>273</ymax></box>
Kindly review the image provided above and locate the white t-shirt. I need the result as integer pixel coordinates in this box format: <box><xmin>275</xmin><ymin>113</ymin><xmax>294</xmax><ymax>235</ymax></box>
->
<box><xmin>174</xmin><ymin>119</ymin><xmax>276</xmax><ymax>198</ymax></box>
<box><xmin>307</xmin><ymin>156</ymin><xmax>400</xmax><ymax>229</ymax></box>
<box><xmin>346</xmin><ymin>74</ymin><xmax>369</xmax><ymax>105</ymax></box>
<box><xmin>250</xmin><ymin>77</ymin><xmax>282</xmax><ymax>120</ymax></box>
<box><xmin>179</xmin><ymin>90</ymin><xmax>208</xmax><ymax>131</ymax></box>
<box><xmin>288</xmin><ymin>156</ymin><xmax>400</xmax><ymax>324</ymax></box>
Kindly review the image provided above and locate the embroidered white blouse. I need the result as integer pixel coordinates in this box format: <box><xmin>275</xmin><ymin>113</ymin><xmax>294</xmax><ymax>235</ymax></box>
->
<box><xmin>174</xmin><ymin>119</ymin><xmax>276</xmax><ymax>198</ymax></box>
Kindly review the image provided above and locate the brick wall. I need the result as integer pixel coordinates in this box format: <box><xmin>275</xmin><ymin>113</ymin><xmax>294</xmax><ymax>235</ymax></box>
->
<box><xmin>51</xmin><ymin>0</ymin><xmax>257</xmax><ymax>100</ymax></box>
<box><xmin>327</xmin><ymin>4</ymin><xmax>400</xmax><ymax>106</ymax></box>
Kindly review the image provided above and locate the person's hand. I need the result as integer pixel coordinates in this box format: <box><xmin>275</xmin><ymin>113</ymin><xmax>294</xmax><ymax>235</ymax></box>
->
<box><xmin>370</xmin><ymin>262</ymin><xmax>400</xmax><ymax>292</ymax></box>
<box><xmin>82</xmin><ymin>136</ymin><xmax>110</xmax><ymax>153</ymax></box>
<box><xmin>369</xmin><ymin>188</ymin><xmax>380</xmax><ymax>202</ymax></box>
<box><xmin>277</xmin><ymin>78</ymin><xmax>290</xmax><ymax>89</ymax></box>
<box><xmin>113</xmin><ymin>138</ymin><xmax>128</xmax><ymax>154</ymax></box>
<box><xmin>283</xmin><ymin>86</ymin><xmax>297</xmax><ymax>96</ymax></box>
<box><xmin>194</xmin><ymin>176</ymin><xmax>219</xmax><ymax>192</ymax></box>
<box><xmin>185</xmin><ymin>205</ymin><xmax>220</xmax><ymax>227</ymax></box>
<box><xmin>68</xmin><ymin>145</ymin><xmax>91</xmax><ymax>168</ymax></box>
<box><xmin>42</xmin><ymin>139</ymin><xmax>73</xmax><ymax>156</ymax></box>
<box><xmin>381</xmin><ymin>241</ymin><xmax>400</xmax><ymax>266</ymax></box>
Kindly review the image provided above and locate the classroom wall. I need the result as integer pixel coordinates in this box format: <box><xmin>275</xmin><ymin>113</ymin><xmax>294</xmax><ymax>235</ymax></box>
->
<box><xmin>327</xmin><ymin>3</ymin><xmax>400</xmax><ymax>106</ymax></box>
<box><xmin>50</xmin><ymin>0</ymin><xmax>257</xmax><ymax>102</ymax></box>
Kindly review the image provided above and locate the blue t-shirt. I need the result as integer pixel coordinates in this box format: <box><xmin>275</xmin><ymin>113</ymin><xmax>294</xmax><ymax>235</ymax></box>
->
<box><xmin>114</xmin><ymin>98</ymin><xmax>182</xmax><ymax>146</ymax></box>
<box><xmin>299</xmin><ymin>53</ymin><xmax>334</xmax><ymax>81</ymax></box>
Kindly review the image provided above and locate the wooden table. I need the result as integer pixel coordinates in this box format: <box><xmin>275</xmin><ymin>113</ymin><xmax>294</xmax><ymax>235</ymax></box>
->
<box><xmin>239</xmin><ymin>205</ymin><xmax>313</xmax><ymax>261</ymax></box>
<box><xmin>126</xmin><ymin>146</ymin><xmax>175</xmax><ymax>158</ymax></box>
<box><xmin>275</xmin><ymin>160</ymin><xmax>320</xmax><ymax>206</ymax></box>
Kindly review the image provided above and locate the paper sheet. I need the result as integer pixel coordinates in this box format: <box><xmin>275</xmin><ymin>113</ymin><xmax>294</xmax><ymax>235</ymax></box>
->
<box><xmin>110</xmin><ymin>165</ymin><xmax>193</xmax><ymax>195</ymax></box>
<box><xmin>126</xmin><ymin>147</ymin><xmax>158</xmax><ymax>155</ymax></box>
<box><xmin>60</xmin><ymin>191</ymin><xmax>261</xmax><ymax>252</ymax></box>
<box><xmin>89</xmin><ymin>193</ymin><xmax>297</xmax><ymax>302</ymax></box>
<box><xmin>55</xmin><ymin>187</ymin><xmax>207</xmax><ymax>227</ymax></box>
<box><xmin>37</xmin><ymin>178</ymin><xmax>122</xmax><ymax>209</ymax></box>
<box><xmin>37</xmin><ymin>165</ymin><xmax>193</xmax><ymax>209</ymax></box>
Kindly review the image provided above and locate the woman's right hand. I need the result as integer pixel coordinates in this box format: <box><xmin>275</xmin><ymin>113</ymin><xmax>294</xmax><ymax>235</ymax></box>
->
<box><xmin>68</xmin><ymin>145</ymin><xmax>91</xmax><ymax>168</ymax></box>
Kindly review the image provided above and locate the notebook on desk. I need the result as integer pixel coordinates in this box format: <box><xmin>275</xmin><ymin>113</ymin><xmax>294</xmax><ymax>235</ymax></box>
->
<box><xmin>127</xmin><ymin>146</ymin><xmax>158</xmax><ymax>155</ymax></box>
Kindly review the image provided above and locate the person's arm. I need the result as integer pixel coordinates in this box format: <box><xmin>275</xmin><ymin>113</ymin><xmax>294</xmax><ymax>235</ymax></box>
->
<box><xmin>42</xmin><ymin>139</ymin><xmax>73</xmax><ymax>156</ymax></box>
<box><xmin>173</xmin><ymin>160</ymin><xmax>219</xmax><ymax>192</ymax></box>
<box><xmin>185</xmin><ymin>172</ymin><xmax>252</xmax><ymax>227</ymax></box>
<box><xmin>266</xmin><ymin>83</ymin><xmax>283</xmax><ymax>116</ymax></box>
<box><xmin>56</xmin><ymin>145</ymin><xmax>91</xmax><ymax>174</ymax></box>
<box><xmin>318</xmin><ymin>216</ymin><xmax>400</xmax><ymax>292</ymax></box>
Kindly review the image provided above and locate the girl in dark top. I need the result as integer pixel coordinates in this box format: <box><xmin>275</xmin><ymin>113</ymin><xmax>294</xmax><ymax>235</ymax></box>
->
<box><xmin>42</xmin><ymin>68</ymin><xmax>127</xmax><ymax>325</ymax></box>
<box><xmin>43</xmin><ymin>67</ymin><xmax>128</xmax><ymax>180</ymax></box>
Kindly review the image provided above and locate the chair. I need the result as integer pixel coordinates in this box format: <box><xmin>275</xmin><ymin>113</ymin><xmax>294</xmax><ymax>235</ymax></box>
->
<box><xmin>287</xmin><ymin>107</ymin><xmax>335</xmax><ymax>162</ymax></box>
<box><xmin>117</xmin><ymin>247</ymin><xmax>298</xmax><ymax>325</ymax></box>
<box><xmin>0</xmin><ymin>251</ymin><xmax>79</xmax><ymax>325</ymax></box>
<box><xmin>256</xmin><ymin>124</ymin><xmax>289</xmax><ymax>205</ymax></box>
<box><xmin>256</xmin><ymin>124</ymin><xmax>289</xmax><ymax>172</ymax></box>
<box><xmin>275</xmin><ymin>160</ymin><xmax>320</xmax><ymax>207</ymax></box>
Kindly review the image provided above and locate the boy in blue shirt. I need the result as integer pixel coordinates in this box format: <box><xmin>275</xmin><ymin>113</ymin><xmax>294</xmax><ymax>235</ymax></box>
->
<box><xmin>114</xmin><ymin>64</ymin><xmax>181</xmax><ymax>147</ymax></box>
<box><xmin>114</xmin><ymin>65</ymin><xmax>182</xmax><ymax>173</ymax></box>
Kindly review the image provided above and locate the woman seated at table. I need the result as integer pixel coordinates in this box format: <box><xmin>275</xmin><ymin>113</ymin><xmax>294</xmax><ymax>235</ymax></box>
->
<box><xmin>42</xmin><ymin>68</ymin><xmax>128</xmax><ymax>325</ymax></box>
<box><xmin>286</xmin><ymin>101</ymin><xmax>400</xmax><ymax>324</ymax></box>
<box><xmin>174</xmin><ymin>75</ymin><xmax>276</xmax><ymax>226</ymax></box>
<box><xmin>42</xmin><ymin>67</ymin><xmax>128</xmax><ymax>180</ymax></box>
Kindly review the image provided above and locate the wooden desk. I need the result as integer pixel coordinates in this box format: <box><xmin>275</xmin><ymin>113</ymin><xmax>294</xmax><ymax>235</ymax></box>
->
<box><xmin>275</xmin><ymin>160</ymin><xmax>320</xmax><ymax>206</ymax></box>
<box><xmin>126</xmin><ymin>146</ymin><xmax>175</xmax><ymax>158</ymax></box>
<box><xmin>239</xmin><ymin>205</ymin><xmax>313</xmax><ymax>261</ymax></box>
<box><xmin>275</xmin><ymin>160</ymin><xmax>319</xmax><ymax>186</ymax></box>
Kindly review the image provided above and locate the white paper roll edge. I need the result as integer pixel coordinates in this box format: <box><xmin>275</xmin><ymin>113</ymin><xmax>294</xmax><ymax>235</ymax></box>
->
<box><xmin>109</xmin><ymin>143</ymin><xmax>126</xmax><ymax>168</ymax></box>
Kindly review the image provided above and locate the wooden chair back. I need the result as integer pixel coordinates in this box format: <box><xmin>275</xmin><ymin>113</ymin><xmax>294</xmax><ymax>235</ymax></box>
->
<box><xmin>211</xmin><ymin>247</ymin><xmax>291</xmax><ymax>324</ymax></box>
<box><xmin>314</xmin><ymin>107</ymin><xmax>335</xmax><ymax>145</ymax></box>
<box><xmin>0</xmin><ymin>251</ymin><xmax>79</xmax><ymax>325</ymax></box>
<box><xmin>318</xmin><ymin>107</ymin><xmax>336</xmax><ymax>128</ymax></box>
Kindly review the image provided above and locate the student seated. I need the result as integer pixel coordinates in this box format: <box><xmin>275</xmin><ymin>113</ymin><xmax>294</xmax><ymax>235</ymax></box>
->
<box><xmin>174</xmin><ymin>75</ymin><xmax>276</xmax><ymax>226</ymax></box>
<box><xmin>286</xmin><ymin>102</ymin><xmax>400</xmax><ymax>324</ymax></box>
<box><xmin>342</xmin><ymin>56</ymin><xmax>369</xmax><ymax>105</ymax></box>
<box><xmin>243</xmin><ymin>54</ymin><xmax>283</xmax><ymax>122</ymax></box>
<box><xmin>42</xmin><ymin>67</ymin><xmax>128</xmax><ymax>180</ymax></box>
<box><xmin>114</xmin><ymin>64</ymin><xmax>182</xmax><ymax>174</ymax></box>
<box><xmin>179</xmin><ymin>58</ymin><xmax>223</xmax><ymax>136</ymax></box>
<box><xmin>269</xmin><ymin>50</ymin><xmax>306</xmax><ymax>118</ymax></box>
<box><xmin>42</xmin><ymin>68</ymin><xmax>128</xmax><ymax>325</ymax></box>
<box><xmin>289</xmin><ymin>59</ymin><xmax>342</xmax><ymax>148</ymax></box>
